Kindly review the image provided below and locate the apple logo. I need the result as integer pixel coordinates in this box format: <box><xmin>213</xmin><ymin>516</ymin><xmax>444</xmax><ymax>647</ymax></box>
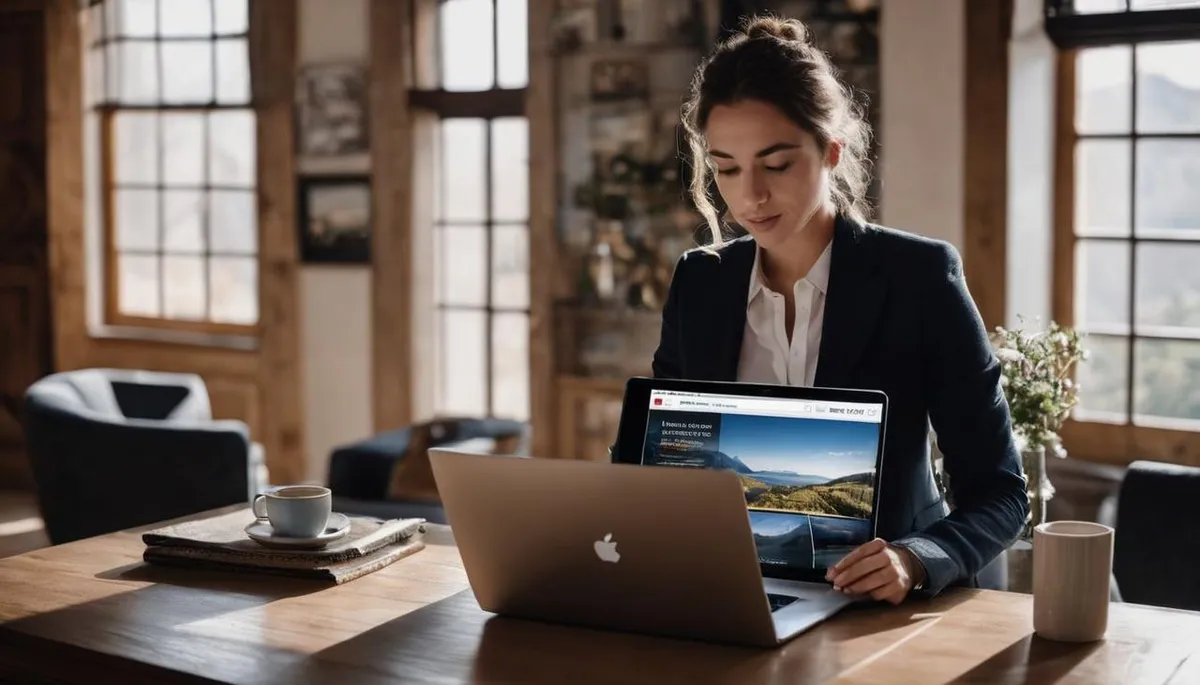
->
<box><xmin>594</xmin><ymin>533</ymin><xmax>620</xmax><ymax>563</ymax></box>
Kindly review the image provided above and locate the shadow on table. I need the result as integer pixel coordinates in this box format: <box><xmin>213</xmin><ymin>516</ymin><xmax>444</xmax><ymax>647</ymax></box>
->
<box><xmin>946</xmin><ymin>633</ymin><xmax>1103</xmax><ymax>684</ymax></box>
<box><xmin>280</xmin><ymin>589</ymin><xmax>978</xmax><ymax>685</ymax></box>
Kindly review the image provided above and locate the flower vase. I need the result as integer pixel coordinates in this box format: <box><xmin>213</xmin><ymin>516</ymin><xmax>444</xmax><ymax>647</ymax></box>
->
<box><xmin>1021</xmin><ymin>443</ymin><xmax>1055</xmax><ymax>540</ymax></box>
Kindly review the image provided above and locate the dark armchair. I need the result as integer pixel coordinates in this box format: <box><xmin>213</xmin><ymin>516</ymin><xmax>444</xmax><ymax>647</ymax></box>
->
<box><xmin>23</xmin><ymin>368</ymin><xmax>268</xmax><ymax>545</ymax></box>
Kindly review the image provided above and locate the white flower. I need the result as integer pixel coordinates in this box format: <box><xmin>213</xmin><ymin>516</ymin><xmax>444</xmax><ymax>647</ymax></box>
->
<box><xmin>996</xmin><ymin>348</ymin><xmax>1024</xmax><ymax>363</ymax></box>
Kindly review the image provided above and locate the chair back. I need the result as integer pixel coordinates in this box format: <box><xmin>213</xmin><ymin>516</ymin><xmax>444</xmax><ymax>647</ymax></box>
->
<box><xmin>1113</xmin><ymin>460</ymin><xmax>1200</xmax><ymax>611</ymax></box>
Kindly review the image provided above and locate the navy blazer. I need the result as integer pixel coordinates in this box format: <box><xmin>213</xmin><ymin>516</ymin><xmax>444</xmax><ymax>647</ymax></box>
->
<box><xmin>651</xmin><ymin>215</ymin><xmax>1029</xmax><ymax>596</ymax></box>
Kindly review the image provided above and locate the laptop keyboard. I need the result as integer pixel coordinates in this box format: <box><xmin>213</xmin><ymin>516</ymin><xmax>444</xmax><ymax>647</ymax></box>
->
<box><xmin>767</xmin><ymin>593</ymin><xmax>801</xmax><ymax>612</ymax></box>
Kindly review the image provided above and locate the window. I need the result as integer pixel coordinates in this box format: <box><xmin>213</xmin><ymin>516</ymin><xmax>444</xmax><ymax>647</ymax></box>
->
<box><xmin>86</xmin><ymin>0</ymin><xmax>258</xmax><ymax>334</ymax></box>
<box><xmin>415</xmin><ymin>0</ymin><xmax>530</xmax><ymax>421</ymax></box>
<box><xmin>1054</xmin><ymin>2</ymin><xmax>1200</xmax><ymax>453</ymax></box>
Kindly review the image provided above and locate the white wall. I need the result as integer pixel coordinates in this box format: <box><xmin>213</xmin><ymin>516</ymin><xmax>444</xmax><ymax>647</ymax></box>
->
<box><xmin>878</xmin><ymin>0</ymin><xmax>966</xmax><ymax>250</ymax></box>
<box><xmin>297</xmin><ymin>0</ymin><xmax>374</xmax><ymax>483</ymax></box>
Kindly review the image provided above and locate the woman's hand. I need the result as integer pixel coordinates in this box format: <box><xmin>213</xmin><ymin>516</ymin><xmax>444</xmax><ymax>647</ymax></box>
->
<box><xmin>825</xmin><ymin>538</ymin><xmax>926</xmax><ymax>605</ymax></box>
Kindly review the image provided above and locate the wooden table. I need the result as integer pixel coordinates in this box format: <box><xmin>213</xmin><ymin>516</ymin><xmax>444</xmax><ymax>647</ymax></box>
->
<box><xmin>1</xmin><ymin>508</ymin><xmax>1198</xmax><ymax>684</ymax></box>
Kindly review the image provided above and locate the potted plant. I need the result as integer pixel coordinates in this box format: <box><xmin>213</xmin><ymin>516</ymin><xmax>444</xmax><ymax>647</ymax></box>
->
<box><xmin>989</xmin><ymin>318</ymin><xmax>1087</xmax><ymax>540</ymax></box>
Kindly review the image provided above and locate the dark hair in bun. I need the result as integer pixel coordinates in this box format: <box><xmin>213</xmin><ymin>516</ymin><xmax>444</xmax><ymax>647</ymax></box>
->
<box><xmin>681</xmin><ymin>14</ymin><xmax>874</xmax><ymax>244</ymax></box>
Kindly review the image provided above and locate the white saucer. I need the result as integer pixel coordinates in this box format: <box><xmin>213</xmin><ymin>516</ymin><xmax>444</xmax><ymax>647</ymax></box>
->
<box><xmin>245</xmin><ymin>512</ymin><xmax>351</xmax><ymax>549</ymax></box>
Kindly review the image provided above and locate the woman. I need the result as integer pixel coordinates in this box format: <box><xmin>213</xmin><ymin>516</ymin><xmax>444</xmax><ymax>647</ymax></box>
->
<box><xmin>653</xmin><ymin>15</ymin><xmax>1028</xmax><ymax>603</ymax></box>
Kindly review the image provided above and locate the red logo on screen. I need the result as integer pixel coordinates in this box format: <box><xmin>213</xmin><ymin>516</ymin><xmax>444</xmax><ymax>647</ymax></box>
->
<box><xmin>653</xmin><ymin>398</ymin><xmax>663</xmax><ymax>405</ymax></box>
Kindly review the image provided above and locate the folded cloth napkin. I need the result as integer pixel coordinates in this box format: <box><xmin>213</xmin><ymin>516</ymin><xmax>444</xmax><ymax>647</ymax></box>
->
<box><xmin>141</xmin><ymin>508</ymin><xmax>427</xmax><ymax>584</ymax></box>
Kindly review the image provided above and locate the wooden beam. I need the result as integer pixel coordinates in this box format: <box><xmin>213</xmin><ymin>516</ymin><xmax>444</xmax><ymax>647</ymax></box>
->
<box><xmin>528</xmin><ymin>0</ymin><xmax>558</xmax><ymax>458</ymax></box>
<box><xmin>370</xmin><ymin>0</ymin><xmax>415</xmax><ymax>432</ymax></box>
<box><xmin>249</xmin><ymin>0</ymin><xmax>305</xmax><ymax>484</ymax></box>
<box><xmin>963</xmin><ymin>0</ymin><xmax>1012</xmax><ymax>331</ymax></box>
<box><xmin>1052</xmin><ymin>50</ymin><xmax>1076</xmax><ymax>328</ymax></box>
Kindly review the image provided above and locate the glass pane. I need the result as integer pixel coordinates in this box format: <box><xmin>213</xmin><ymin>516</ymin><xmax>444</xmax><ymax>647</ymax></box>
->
<box><xmin>1075</xmin><ymin>239</ymin><xmax>1130</xmax><ymax>333</ymax></box>
<box><xmin>1074</xmin><ymin>140</ymin><xmax>1131</xmax><ymax>237</ymax></box>
<box><xmin>440</xmin><ymin>309</ymin><xmax>487</xmax><ymax>415</ymax></box>
<box><xmin>1136</xmin><ymin>140</ymin><xmax>1200</xmax><ymax>238</ymax></box>
<box><xmin>208</xmin><ymin>110</ymin><xmax>256</xmax><ymax>187</ymax></box>
<box><xmin>163</xmin><ymin>190</ymin><xmax>204</xmax><ymax>253</ymax></box>
<box><xmin>1136</xmin><ymin>41</ymin><xmax>1200</xmax><ymax>134</ymax></box>
<box><xmin>161</xmin><ymin>112</ymin><xmax>204</xmax><ymax>186</ymax></box>
<box><xmin>496</xmin><ymin>0</ymin><xmax>528</xmax><ymax>89</ymax></box>
<box><xmin>1074</xmin><ymin>334</ymin><xmax>1129</xmax><ymax>421</ymax></box>
<box><xmin>491</xmin><ymin>118</ymin><xmax>528</xmax><ymax>222</ymax></box>
<box><xmin>159</xmin><ymin>0</ymin><xmax>212</xmax><ymax>37</ymax></box>
<box><xmin>162</xmin><ymin>255</ymin><xmax>206</xmax><ymax>320</ymax></box>
<box><xmin>1136</xmin><ymin>243</ymin><xmax>1200</xmax><ymax>332</ymax></box>
<box><xmin>209</xmin><ymin>190</ymin><xmax>257</xmax><ymax>254</ymax></box>
<box><xmin>113</xmin><ymin>0</ymin><xmax>156</xmax><ymax>38</ymax></box>
<box><xmin>439</xmin><ymin>226</ymin><xmax>486</xmax><ymax>306</ymax></box>
<box><xmin>1075</xmin><ymin>46</ymin><xmax>1130</xmax><ymax>135</ymax></box>
<box><xmin>1072</xmin><ymin>0</ymin><xmax>1125</xmax><ymax>11</ymax></box>
<box><xmin>161</xmin><ymin>42</ymin><xmax>213</xmax><ymax>104</ymax></box>
<box><xmin>105</xmin><ymin>41</ymin><xmax>121</xmax><ymax>102</ymax></box>
<box><xmin>115</xmin><ymin>189</ymin><xmax>160</xmax><ymax>251</ymax></box>
<box><xmin>441</xmin><ymin>119</ymin><xmax>486</xmax><ymax>222</ymax></box>
<box><xmin>439</xmin><ymin>0</ymin><xmax>494</xmax><ymax>91</ymax></box>
<box><xmin>215</xmin><ymin>39</ymin><xmax>250</xmax><ymax>104</ymax></box>
<box><xmin>114</xmin><ymin>111</ymin><xmax>158</xmax><ymax>185</ymax></box>
<box><xmin>491</xmin><ymin>311</ymin><xmax>529</xmax><ymax>420</ymax></box>
<box><xmin>116</xmin><ymin>41</ymin><xmax>158</xmax><ymax>104</ymax></box>
<box><xmin>118</xmin><ymin>254</ymin><xmax>160</xmax><ymax>317</ymax></box>
<box><xmin>209</xmin><ymin>256</ymin><xmax>257</xmax><ymax>324</ymax></box>
<box><xmin>213</xmin><ymin>0</ymin><xmax>249</xmax><ymax>34</ymax></box>
<box><xmin>1131</xmin><ymin>0</ymin><xmax>1200</xmax><ymax>9</ymax></box>
<box><xmin>1134</xmin><ymin>339</ymin><xmax>1200</xmax><ymax>427</ymax></box>
<box><xmin>493</xmin><ymin>225</ymin><xmax>529</xmax><ymax>309</ymax></box>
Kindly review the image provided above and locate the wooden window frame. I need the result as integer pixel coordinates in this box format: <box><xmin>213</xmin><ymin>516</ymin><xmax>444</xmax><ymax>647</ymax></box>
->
<box><xmin>410</xmin><ymin>0</ymin><xmax>531</xmax><ymax>421</ymax></box>
<box><xmin>89</xmin><ymin>0</ymin><xmax>261</xmax><ymax>337</ymax></box>
<box><xmin>1053</xmin><ymin>47</ymin><xmax>1200</xmax><ymax>468</ymax></box>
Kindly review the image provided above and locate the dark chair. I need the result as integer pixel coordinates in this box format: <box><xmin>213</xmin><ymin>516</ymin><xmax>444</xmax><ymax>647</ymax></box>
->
<box><xmin>1111</xmin><ymin>460</ymin><xmax>1200</xmax><ymax>611</ymax></box>
<box><xmin>23</xmin><ymin>368</ymin><xmax>267</xmax><ymax>545</ymax></box>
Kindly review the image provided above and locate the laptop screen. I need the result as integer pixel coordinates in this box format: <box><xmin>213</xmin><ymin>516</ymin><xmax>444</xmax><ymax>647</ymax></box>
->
<box><xmin>637</xmin><ymin>388</ymin><xmax>883</xmax><ymax>574</ymax></box>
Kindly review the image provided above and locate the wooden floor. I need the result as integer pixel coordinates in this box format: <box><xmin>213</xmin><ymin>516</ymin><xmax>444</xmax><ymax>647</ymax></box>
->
<box><xmin>0</xmin><ymin>491</ymin><xmax>49</xmax><ymax>559</ymax></box>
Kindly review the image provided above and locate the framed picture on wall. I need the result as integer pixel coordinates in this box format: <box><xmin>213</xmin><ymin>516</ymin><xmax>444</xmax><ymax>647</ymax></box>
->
<box><xmin>295</xmin><ymin>63</ymin><xmax>369</xmax><ymax>156</ymax></box>
<box><xmin>297</xmin><ymin>175</ymin><xmax>371</xmax><ymax>264</ymax></box>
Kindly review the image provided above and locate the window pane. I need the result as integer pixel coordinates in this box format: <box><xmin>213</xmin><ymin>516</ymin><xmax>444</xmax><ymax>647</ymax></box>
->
<box><xmin>161</xmin><ymin>42</ymin><xmax>213</xmax><ymax>104</ymax></box>
<box><xmin>114</xmin><ymin>111</ymin><xmax>158</xmax><ymax>185</ymax></box>
<box><xmin>115</xmin><ymin>40</ymin><xmax>159</xmax><ymax>104</ymax></box>
<box><xmin>496</xmin><ymin>0</ymin><xmax>528</xmax><ymax>89</ymax></box>
<box><xmin>1072</xmin><ymin>0</ymin><xmax>1125</xmax><ymax>11</ymax></box>
<box><xmin>209</xmin><ymin>256</ymin><xmax>257</xmax><ymax>324</ymax></box>
<box><xmin>1131</xmin><ymin>0</ymin><xmax>1200</xmax><ymax>10</ymax></box>
<box><xmin>105</xmin><ymin>41</ymin><xmax>121</xmax><ymax>102</ymax></box>
<box><xmin>439</xmin><ymin>0</ymin><xmax>494</xmax><ymax>91</ymax></box>
<box><xmin>163</xmin><ymin>190</ymin><xmax>204</xmax><ymax>253</ymax></box>
<box><xmin>1136</xmin><ymin>243</ymin><xmax>1200</xmax><ymax>332</ymax></box>
<box><xmin>161</xmin><ymin>112</ymin><xmax>204</xmax><ymax>186</ymax></box>
<box><xmin>492</xmin><ymin>311</ymin><xmax>529</xmax><ymax>420</ymax></box>
<box><xmin>439</xmin><ymin>226</ymin><xmax>486</xmax><ymax>306</ymax></box>
<box><xmin>1136</xmin><ymin>140</ymin><xmax>1200</xmax><ymax>238</ymax></box>
<box><xmin>1074</xmin><ymin>140</ymin><xmax>1131</xmax><ymax>237</ymax></box>
<box><xmin>1136</xmin><ymin>42</ymin><xmax>1200</xmax><ymax>134</ymax></box>
<box><xmin>115</xmin><ymin>189</ymin><xmax>159</xmax><ymax>251</ymax></box>
<box><xmin>1134</xmin><ymin>339</ymin><xmax>1200</xmax><ymax>427</ymax></box>
<box><xmin>440</xmin><ymin>309</ymin><xmax>487</xmax><ymax>416</ymax></box>
<box><xmin>162</xmin><ymin>255</ymin><xmax>206</xmax><ymax>320</ymax></box>
<box><xmin>112</xmin><ymin>0</ymin><xmax>156</xmax><ymax>38</ymax></box>
<box><xmin>215</xmin><ymin>39</ymin><xmax>250</xmax><ymax>104</ymax></box>
<box><xmin>1074</xmin><ymin>334</ymin><xmax>1129</xmax><ymax>421</ymax></box>
<box><xmin>159</xmin><ymin>0</ymin><xmax>212</xmax><ymax>37</ymax></box>
<box><xmin>209</xmin><ymin>190</ymin><xmax>257</xmax><ymax>254</ymax></box>
<box><xmin>441</xmin><ymin>119</ymin><xmax>487</xmax><ymax>222</ymax></box>
<box><xmin>209</xmin><ymin>110</ymin><xmax>255</xmax><ymax>187</ymax></box>
<box><xmin>1075</xmin><ymin>239</ymin><xmax>1130</xmax><ymax>333</ymax></box>
<box><xmin>118</xmin><ymin>254</ymin><xmax>160</xmax><ymax>317</ymax></box>
<box><xmin>493</xmin><ymin>225</ymin><xmax>529</xmax><ymax>309</ymax></box>
<box><xmin>213</xmin><ymin>0</ymin><xmax>249</xmax><ymax>34</ymax></box>
<box><xmin>1076</xmin><ymin>46</ymin><xmax>1130</xmax><ymax>135</ymax></box>
<box><xmin>491</xmin><ymin>117</ymin><xmax>528</xmax><ymax>222</ymax></box>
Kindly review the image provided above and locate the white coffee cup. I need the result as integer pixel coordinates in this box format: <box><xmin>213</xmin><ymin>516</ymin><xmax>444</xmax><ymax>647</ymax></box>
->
<box><xmin>253</xmin><ymin>485</ymin><xmax>332</xmax><ymax>538</ymax></box>
<box><xmin>1033</xmin><ymin>520</ymin><xmax>1114</xmax><ymax>642</ymax></box>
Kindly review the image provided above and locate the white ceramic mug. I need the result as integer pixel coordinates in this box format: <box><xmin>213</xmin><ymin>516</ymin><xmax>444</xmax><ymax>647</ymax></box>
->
<box><xmin>253</xmin><ymin>485</ymin><xmax>332</xmax><ymax>538</ymax></box>
<box><xmin>1032</xmin><ymin>520</ymin><xmax>1114</xmax><ymax>642</ymax></box>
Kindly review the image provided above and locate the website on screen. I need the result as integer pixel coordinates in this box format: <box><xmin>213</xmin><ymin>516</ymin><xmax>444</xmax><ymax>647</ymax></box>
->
<box><xmin>639</xmin><ymin>390</ymin><xmax>883</xmax><ymax>571</ymax></box>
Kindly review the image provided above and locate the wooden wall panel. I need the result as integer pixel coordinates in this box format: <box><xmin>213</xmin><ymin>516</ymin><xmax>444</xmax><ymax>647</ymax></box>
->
<box><xmin>207</xmin><ymin>378</ymin><xmax>263</xmax><ymax>444</ymax></box>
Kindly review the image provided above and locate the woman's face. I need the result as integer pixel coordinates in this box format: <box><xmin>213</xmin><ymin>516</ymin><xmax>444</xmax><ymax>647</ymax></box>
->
<box><xmin>703</xmin><ymin>99</ymin><xmax>837</xmax><ymax>250</ymax></box>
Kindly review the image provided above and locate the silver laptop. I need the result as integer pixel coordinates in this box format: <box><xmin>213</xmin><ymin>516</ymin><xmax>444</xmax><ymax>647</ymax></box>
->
<box><xmin>428</xmin><ymin>447</ymin><xmax>876</xmax><ymax>648</ymax></box>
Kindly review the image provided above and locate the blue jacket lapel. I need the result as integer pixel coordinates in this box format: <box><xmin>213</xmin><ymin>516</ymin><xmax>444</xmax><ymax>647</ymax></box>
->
<box><xmin>814</xmin><ymin>216</ymin><xmax>887</xmax><ymax>388</ymax></box>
